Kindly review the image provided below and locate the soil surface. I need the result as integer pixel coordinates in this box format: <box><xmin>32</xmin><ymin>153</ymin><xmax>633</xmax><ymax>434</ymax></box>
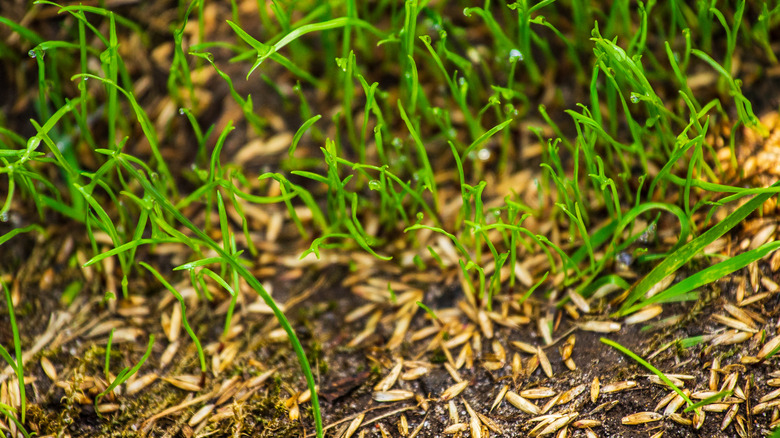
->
<box><xmin>2</xmin><ymin>1</ymin><xmax>780</xmax><ymax>438</ymax></box>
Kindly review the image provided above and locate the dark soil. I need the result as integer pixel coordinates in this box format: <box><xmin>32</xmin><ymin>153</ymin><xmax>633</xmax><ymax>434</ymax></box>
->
<box><xmin>2</xmin><ymin>1</ymin><xmax>780</xmax><ymax>438</ymax></box>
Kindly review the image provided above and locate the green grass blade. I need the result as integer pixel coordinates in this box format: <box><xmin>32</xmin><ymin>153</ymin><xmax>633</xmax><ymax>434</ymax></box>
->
<box><xmin>616</xmin><ymin>180</ymin><xmax>780</xmax><ymax>316</ymax></box>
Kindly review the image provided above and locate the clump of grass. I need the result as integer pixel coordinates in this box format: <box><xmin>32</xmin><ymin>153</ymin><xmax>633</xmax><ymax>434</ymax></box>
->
<box><xmin>1</xmin><ymin>0</ymin><xmax>779</xmax><ymax>436</ymax></box>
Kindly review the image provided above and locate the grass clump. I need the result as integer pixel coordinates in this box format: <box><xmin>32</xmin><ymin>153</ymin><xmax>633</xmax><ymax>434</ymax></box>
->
<box><xmin>0</xmin><ymin>0</ymin><xmax>779</xmax><ymax>436</ymax></box>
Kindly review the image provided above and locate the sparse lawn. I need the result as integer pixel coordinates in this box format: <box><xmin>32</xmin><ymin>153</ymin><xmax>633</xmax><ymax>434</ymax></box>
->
<box><xmin>2</xmin><ymin>1</ymin><xmax>780</xmax><ymax>437</ymax></box>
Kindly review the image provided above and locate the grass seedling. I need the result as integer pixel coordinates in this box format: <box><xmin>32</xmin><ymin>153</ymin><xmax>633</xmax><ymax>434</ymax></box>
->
<box><xmin>601</xmin><ymin>337</ymin><xmax>696</xmax><ymax>413</ymax></box>
<box><xmin>0</xmin><ymin>280</ymin><xmax>26</xmax><ymax>431</ymax></box>
<box><xmin>95</xmin><ymin>334</ymin><xmax>155</xmax><ymax>413</ymax></box>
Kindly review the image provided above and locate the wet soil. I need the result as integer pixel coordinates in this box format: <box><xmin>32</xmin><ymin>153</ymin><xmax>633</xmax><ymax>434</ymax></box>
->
<box><xmin>2</xmin><ymin>1</ymin><xmax>780</xmax><ymax>438</ymax></box>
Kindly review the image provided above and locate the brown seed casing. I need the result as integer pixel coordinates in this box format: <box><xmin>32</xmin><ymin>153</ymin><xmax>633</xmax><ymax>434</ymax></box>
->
<box><xmin>506</xmin><ymin>391</ymin><xmax>541</xmax><ymax>415</ymax></box>
<box><xmin>621</xmin><ymin>412</ymin><xmax>662</xmax><ymax>425</ymax></box>
<box><xmin>601</xmin><ymin>380</ymin><xmax>636</xmax><ymax>393</ymax></box>
<box><xmin>521</xmin><ymin>387</ymin><xmax>557</xmax><ymax>399</ymax></box>
<box><xmin>441</xmin><ymin>380</ymin><xmax>469</xmax><ymax>401</ymax></box>
<box><xmin>558</xmin><ymin>384</ymin><xmax>586</xmax><ymax>405</ymax></box>
<box><xmin>375</xmin><ymin>361</ymin><xmax>403</xmax><ymax>391</ymax></box>
<box><xmin>590</xmin><ymin>377</ymin><xmax>600</xmax><ymax>403</ymax></box>
<box><xmin>491</xmin><ymin>385</ymin><xmax>509</xmax><ymax>412</ymax></box>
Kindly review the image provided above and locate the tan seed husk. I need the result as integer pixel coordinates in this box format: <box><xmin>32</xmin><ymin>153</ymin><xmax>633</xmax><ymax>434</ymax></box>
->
<box><xmin>567</xmin><ymin>289</ymin><xmax>590</xmax><ymax>313</ymax></box>
<box><xmin>402</xmin><ymin>367</ymin><xmax>430</xmax><ymax>381</ymax></box>
<box><xmin>654</xmin><ymin>390</ymin><xmax>677</xmax><ymax>412</ymax></box>
<box><xmin>478</xmin><ymin>309</ymin><xmax>494</xmax><ymax>339</ymax></box>
<box><xmin>512</xmin><ymin>353</ymin><xmax>524</xmax><ymax>381</ymax></box>
<box><xmin>712</xmin><ymin>314</ymin><xmax>758</xmax><ymax>333</ymax></box>
<box><xmin>521</xmin><ymin>387</ymin><xmax>557</xmax><ymax>399</ymax></box>
<box><xmin>624</xmin><ymin>305</ymin><xmax>663</xmax><ymax>325</ymax></box>
<box><xmin>445</xmin><ymin>362</ymin><xmax>463</xmax><ymax>383</ymax></box>
<box><xmin>538</xmin><ymin>316</ymin><xmax>553</xmax><ymax>345</ymax></box>
<box><xmin>723</xmin><ymin>303</ymin><xmax>758</xmax><ymax>329</ymax></box>
<box><xmin>527</xmin><ymin>416</ymin><xmax>557</xmax><ymax>436</ymax></box>
<box><xmin>490</xmin><ymin>385</ymin><xmax>508</xmax><ymax>412</ymax></box>
<box><xmin>40</xmin><ymin>357</ymin><xmax>57</xmax><ymax>382</ymax></box>
<box><xmin>693</xmin><ymin>409</ymin><xmax>705</xmax><ymax>429</ymax></box>
<box><xmin>711</xmin><ymin>330</ymin><xmax>752</xmax><ymax>346</ymax></box>
<box><xmin>373</xmin><ymin>390</ymin><xmax>415</xmax><ymax>402</ymax></box>
<box><xmin>344</xmin><ymin>413</ymin><xmax>365</xmax><ymax>438</ymax></box>
<box><xmin>710</xmin><ymin>356</ymin><xmax>720</xmax><ymax>391</ymax></box>
<box><xmin>506</xmin><ymin>391</ymin><xmax>541</xmax><ymax>415</ymax></box>
<box><xmin>188</xmin><ymin>404</ymin><xmax>214</xmax><ymax>427</ymax></box>
<box><xmin>375</xmin><ymin>361</ymin><xmax>403</xmax><ymax>392</ymax></box>
<box><xmin>441</xmin><ymin>380</ymin><xmax>469</xmax><ymax>401</ymax></box>
<box><xmin>648</xmin><ymin>375</ymin><xmax>684</xmax><ymax>388</ymax></box>
<box><xmin>645</xmin><ymin>274</ymin><xmax>676</xmax><ymax>299</ymax></box>
<box><xmin>511</xmin><ymin>340</ymin><xmax>538</xmax><ymax>354</ymax></box>
<box><xmin>621</xmin><ymin>412</ymin><xmax>662</xmax><ymax>425</ymax></box>
<box><xmin>601</xmin><ymin>380</ymin><xmax>636</xmax><ymax>393</ymax></box>
<box><xmin>759</xmin><ymin>335</ymin><xmax>780</xmax><ymax>358</ymax></box>
<box><xmin>410</xmin><ymin>325</ymin><xmax>439</xmax><ymax>342</ymax></box>
<box><xmin>448</xmin><ymin>399</ymin><xmax>459</xmax><ymax>423</ymax></box>
<box><xmin>443</xmin><ymin>423</ymin><xmax>469</xmax><ymax>434</ymax></box>
<box><xmin>663</xmin><ymin>391</ymin><xmax>689</xmax><ymax>416</ymax></box>
<box><xmin>537</xmin><ymin>413</ymin><xmax>577</xmax><ymax>436</ymax></box>
<box><xmin>702</xmin><ymin>403</ymin><xmax>730</xmax><ymax>412</ymax></box>
<box><xmin>537</xmin><ymin>346</ymin><xmax>553</xmax><ymax>378</ymax></box>
<box><xmin>492</xmin><ymin>339</ymin><xmax>506</xmax><ymax>363</ymax></box>
<box><xmin>558</xmin><ymin>384</ymin><xmax>586</xmax><ymax>405</ymax></box>
<box><xmin>96</xmin><ymin>403</ymin><xmax>120</xmax><ymax>414</ymax></box>
<box><xmin>572</xmin><ymin>419</ymin><xmax>601</xmax><ymax>428</ymax></box>
<box><xmin>399</xmin><ymin>413</ymin><xmax>409</xmax><ymax>436</ymax></box>
<box><xmin>722</xmin><ymin>403</ymin><xmax>738</xmax><ymax>431</ymax></box>
<box><xmin>691</xmin><ymin>390</ymin><xmax>719</xmax><ymax>399</ymax></box>
<box><xmin>163</xmin><ymin>375</ymin><xmax>202</xmax><ymax>392</ymax></box>
<box><xmin>387</xmin><ymin>314</ymin><xmax>413</xmax><ymax>350</ymax></box>
<box><xmin>739</xmin><ymin>292</ymin><xmax>770</xmax><ymax>306</ymax></box>
<box><xmin>463</xmin><ymin>399</ymin><xmax>481</xmax><ymax>438</ymax></box>
<box><xmin>760</xmin><ymin>387</ymin><xmax>780</xmax><ymax>403</ymax></box>
<box><xmin>560</xmin><ymin>335</ymin><xmax>575</xmax><ymax>361</ymax></box>
<box><xmin>126</xmin><ymin>373</ymin><xmax>158</xmax><ymax>396</ymax></box>
<box><xmin>590</xmin><ymin>377</ymin><xmax>600</xmax><ymax>403</ymax></box>
<box><xmin>526</xmin><ymin>354</ymin><xmax>539</xmax><ymax>377</ymax></box>
<box><xmin>477</xmin><ymin>412</ymin><xmax>503</xmax><ymax>434</ymax></box>
<box><xmin>540</xmin><ymin>393</ymin><xmax>561</xmax><ymax>414</ymax></box>
<box><xmin>443</xmin><ymin>331</ymin><xmax>473</xmax><ymax>350</ymax></box>
<box><xmin>668</xmin><ymin>413</ymin><xmax>692</xmax><ymax>426</ymax></box>
<box><xmin>579</xmin><ymin>321</ymin><xmax>621</xmax><ymax>333</ymax></box>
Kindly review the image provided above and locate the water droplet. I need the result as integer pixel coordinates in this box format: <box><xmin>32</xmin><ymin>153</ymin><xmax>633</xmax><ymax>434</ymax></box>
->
<box><xmin>392</xmin><ymin>137</ymin><xmax>403</xmax><ymax>149</ymax></box>
<box><xmin>477</xmin><ymin>148</ymin><xmax>491</xmax><ymax>161</ymax></box>
<box><xmin>458</xmin><ymin>76</ymin><xmax>466</xmax><ymax>87</ymax></box>
<box><xmin>150</xmin><ymin>172</ymin><xmax>159</xmax><ymax>182</ymax></box>
<box><xmin>616</xmin><ymin>251</ymin><xmax>633</xmax><ymax>267</ymax></box>
<box><xmin>335</xmin><ymin>57</ymin><xmax>348</xmax><ymax>72</ymax></box>
<box><xmin>28</xmin><ymin>49</ymin><xmax>36</xmax><ymax>58</ymax></box>
<box><xmin>368</xmin><ymin>180</ymin><xmax>381</xmax><ymax>190</ymax></box>
<box><xmin>179</xmin><ymin>108</ymin><xmax>186</xmax><ymax>115</ymax></box>
<box><xmin>630</xmin><ymin>93</ymin><xmax>640</xmax><ymax>104</ymax></box>
<box><xmin>509</xmin><ymin>49</ymin><xmax>524</xmax><ymax>63</ymax></box>
<box><xmin>639</xmin><ymin>222</ymin><xmax>657</xmax><ymax>243</ymax></box>
<box><xmin>0</xmin><ymin>212</ymin><xmax>8</xmax><ymax>223</ymax></box>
